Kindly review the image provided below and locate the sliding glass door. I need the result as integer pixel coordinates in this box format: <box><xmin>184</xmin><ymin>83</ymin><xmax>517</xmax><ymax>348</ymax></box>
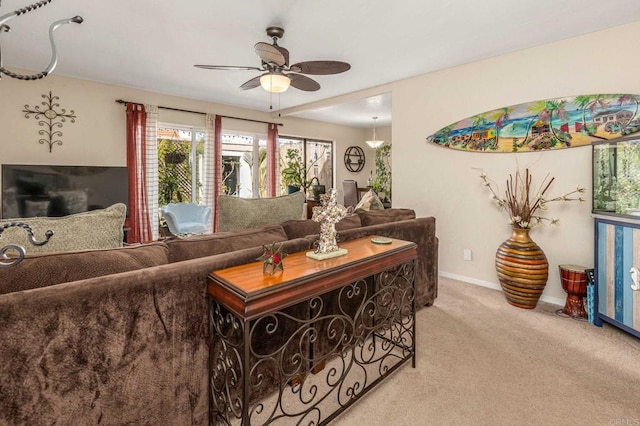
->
<box><xmin>277</xmin><ymin>136</ymin><xmax>333</xmax><ymax>197</ymax></box>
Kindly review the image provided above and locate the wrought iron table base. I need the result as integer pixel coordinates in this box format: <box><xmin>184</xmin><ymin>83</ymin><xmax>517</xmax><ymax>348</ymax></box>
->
<box><xmin>208</xmin><ymin>262</ymin><xmax>416</xmax><ymax>425</ymax></box>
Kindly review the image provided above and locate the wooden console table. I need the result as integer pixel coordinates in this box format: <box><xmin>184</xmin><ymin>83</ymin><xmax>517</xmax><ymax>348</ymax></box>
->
<box><xmin>207</xmin><ymin>236</ymin><xmax>417</xmax><ymax>425</ymax></box>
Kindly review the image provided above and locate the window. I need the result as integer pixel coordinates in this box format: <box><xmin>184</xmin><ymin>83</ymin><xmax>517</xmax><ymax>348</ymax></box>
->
<box><xmin>278</xmin><ymin>136</ymin><xmax>333</xmax><ymax>196</ymax></box>
<box><xmin>157</xmin><ymin>126</ymin><xmax>205</xmax><ymax>205</ymax></box>
<box><xmin>157</xmin><ymin>126</ymin><xmax>333</xmax><ymax>204</ymax></box>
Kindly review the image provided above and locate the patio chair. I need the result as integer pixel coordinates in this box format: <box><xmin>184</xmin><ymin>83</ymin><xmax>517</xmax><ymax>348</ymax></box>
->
<box><xmin>161</xmin><ymin>202</ymin><xmax>211</xmax><ymax>236</ymax></box>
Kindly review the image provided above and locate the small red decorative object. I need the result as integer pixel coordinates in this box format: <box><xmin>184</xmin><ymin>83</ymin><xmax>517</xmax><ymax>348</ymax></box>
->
<box><xmin>257</xmin><ymin>242</ymin><xmax>288</xmax><ymax>275</ymax></box>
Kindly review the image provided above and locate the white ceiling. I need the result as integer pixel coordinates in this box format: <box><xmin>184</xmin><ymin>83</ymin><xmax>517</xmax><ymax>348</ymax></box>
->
<box><xmin>3</xmin><ymin>0</ymin><xmax>640</xmax><ymax>128</ymax></box>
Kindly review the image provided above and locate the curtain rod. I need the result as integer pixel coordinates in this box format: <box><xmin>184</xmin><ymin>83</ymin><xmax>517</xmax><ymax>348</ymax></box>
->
<box><xmin>115</xmin><ymin>99</ymin><xmax>283</xmax><ymax>126</ymax></box>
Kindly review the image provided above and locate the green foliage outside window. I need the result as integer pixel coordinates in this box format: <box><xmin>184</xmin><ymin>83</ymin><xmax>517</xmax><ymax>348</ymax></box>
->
<box><xmin>373</xmin><ymin>143</ymin><xmax>391</xmax><ymax>202</ymax></box>
<box><xmin>158</xmin><ymin>137</ymin><xmax>204</xmax><ymax>205</ymax></box>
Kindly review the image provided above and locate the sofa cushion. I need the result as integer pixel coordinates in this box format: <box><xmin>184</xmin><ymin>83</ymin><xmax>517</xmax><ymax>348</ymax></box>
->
<box><xmin>0</xmin><ymin>203</ymin><xmax>126</xmax><ymax>254</ymax></box>
<box><xmin>336</xmin><ymin>216</ymin><xmax>438</xmax><ymax>307</ymax></box>
<box><xmin>166</xmin><ymin>224</ymin><xmax>289</xmax><ymax>263</ymax></box>
<box><xmin>0</xmin><ymin>242</ymin><xmax>169</xmax><ymax>295</ymax></box>
<box><xmin>336</xmin><ymin>214</ymin><xmax>362</xmax><ymax>231</ymax></box>
<box><xmin>281</xmin><ymin>214</ymin><xmax>362</xmax><ymax>240</ymax></box>
<box><xmin>356</xmin><ymin>208</ymin><xmax>416</xmax><ymax>226</ymax></box>
<box><xmin>217</xmin><ymin>192</ymin><xmax>305</xmax><ymax>232</ymax></box>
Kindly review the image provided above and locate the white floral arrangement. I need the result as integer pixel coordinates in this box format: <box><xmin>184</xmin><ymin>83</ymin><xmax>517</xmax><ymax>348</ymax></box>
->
<box><xmin>480</xmin><ymin>168</ymin><xmax>586</xmax><ymax>229</ymax></box>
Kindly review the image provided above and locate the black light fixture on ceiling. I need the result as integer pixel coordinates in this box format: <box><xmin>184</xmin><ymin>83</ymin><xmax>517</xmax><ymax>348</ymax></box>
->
<box><xmin>0</xmin><ymin>0</ymin><xmax>83</xmax><ymax>81</ymax></box>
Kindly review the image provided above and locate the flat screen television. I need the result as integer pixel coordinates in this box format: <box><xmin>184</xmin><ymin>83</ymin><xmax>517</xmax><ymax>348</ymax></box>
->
<box><xmin>1</xmin><ymin>164</ymin><xmax>128</xmax><ymax>219</ymax></box>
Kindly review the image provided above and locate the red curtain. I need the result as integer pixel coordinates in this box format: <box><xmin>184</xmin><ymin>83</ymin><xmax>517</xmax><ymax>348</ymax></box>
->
<box><xmin>267</xmin><ymin>123</ymin><xmax>279</xmax><ymax>197</ymax></box>
<box><xmin>126</xmin><ymin>103</ymin><xmax>152</xmax><ymax>243</ymax></box>
<box><xmin>213</xmin><ymin>115</ymin><xmax>223</xmax><ymax>232</ymax></box>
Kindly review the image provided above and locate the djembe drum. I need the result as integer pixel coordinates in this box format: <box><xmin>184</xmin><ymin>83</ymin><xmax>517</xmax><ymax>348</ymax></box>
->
<box><xmin>558</xmin><ymin>264</ymin><xmax>588</xmax><ymax>318</ymax></box>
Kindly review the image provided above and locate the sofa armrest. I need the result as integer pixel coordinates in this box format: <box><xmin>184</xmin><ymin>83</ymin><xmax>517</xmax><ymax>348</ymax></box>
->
<box><xmin>334</xmin><ymin>217</ymin><xmax>438</xmax><ymax>307</ymax></box>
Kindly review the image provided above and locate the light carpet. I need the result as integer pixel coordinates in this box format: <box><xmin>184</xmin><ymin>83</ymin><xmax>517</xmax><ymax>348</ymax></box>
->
<box><xmin>334</xmin><ymin>277</ymin><xmax>640</xmax><ymax>425</ymax></box>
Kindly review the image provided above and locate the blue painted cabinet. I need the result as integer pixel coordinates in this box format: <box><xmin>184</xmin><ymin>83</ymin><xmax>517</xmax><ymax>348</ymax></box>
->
<box><xmin>594</xmin><ymin>218</ymin><xmax>640</xmax><ymax>338</ymax></box>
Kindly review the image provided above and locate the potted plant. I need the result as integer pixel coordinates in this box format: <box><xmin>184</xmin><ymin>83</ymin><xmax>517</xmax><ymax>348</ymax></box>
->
<box><xmin>281</xmin><ymin>148</ymin><xmax>310</xmax><ymax>194</ymax></box>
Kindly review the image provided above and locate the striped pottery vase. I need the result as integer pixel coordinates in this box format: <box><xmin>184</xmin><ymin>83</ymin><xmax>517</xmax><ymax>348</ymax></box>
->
<box><xmin>495</xmin><ymin>227</ymin><xmax>549</xmax><ymax>309</ymax></box>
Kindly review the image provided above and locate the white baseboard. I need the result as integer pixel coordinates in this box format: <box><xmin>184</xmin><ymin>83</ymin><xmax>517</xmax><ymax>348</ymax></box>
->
<box><xmin>439</xmin><ymin>271</ymin><xmax>565</xmax><ymax>307</ymax></box>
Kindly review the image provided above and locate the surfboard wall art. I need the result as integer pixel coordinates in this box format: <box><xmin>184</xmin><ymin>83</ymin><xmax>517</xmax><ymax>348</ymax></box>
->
<box><xmin>426</xmin><ymin>94</ymin><xmax>640</xmax><ymax>153</ymax></box>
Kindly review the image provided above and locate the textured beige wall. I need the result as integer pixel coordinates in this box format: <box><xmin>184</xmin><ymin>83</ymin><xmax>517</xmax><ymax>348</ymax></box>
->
<box><xmin>0</xmin><ymin>73</ymin><xmax>368</xmax><ymax>204</ymax></box>
<box><xmin>392</xmin><ymin>21</ymin><xmax>640</xmax><ymax>303</ymax></box>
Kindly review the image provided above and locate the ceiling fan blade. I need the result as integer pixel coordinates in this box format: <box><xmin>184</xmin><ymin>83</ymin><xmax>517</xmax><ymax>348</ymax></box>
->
<box><xmin>275</xmin><ymin>46</ymin><xmax>290</xmax><ymax>67</ymax></box>
<box><xmin>254</xmin><ymin>42</ymin><xmax>286</xmax><ymax>66</ymax></box>
<box><xmin>194</xmin><ymin>65</ymin><xmax>263</xmax><ymax>71</ymax></box>
<box><xmin>239</xmin><ymin>75</ymin><xmax>262</xmax><ymax>90</ymax></box>
<box><xmin>289</xmin><ymin>61</ymin><xmax>351</xmax><ymax>75</ymax></box>
<box><xmin>288</xmin><ymin>73</ymin><xmax>320</xmax><ymax>91</ymax></box>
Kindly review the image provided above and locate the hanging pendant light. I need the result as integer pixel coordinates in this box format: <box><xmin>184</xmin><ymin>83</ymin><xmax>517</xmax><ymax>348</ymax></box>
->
<box><xmin>365</xmin><ymin>117</ymin><xmax>385</xmax><ymax>149</ymax></box>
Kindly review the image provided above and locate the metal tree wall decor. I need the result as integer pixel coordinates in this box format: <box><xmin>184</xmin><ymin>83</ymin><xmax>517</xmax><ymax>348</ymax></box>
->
<box><xmin>23</xmin><ymin>90</ymin><xmax>77</xmax><ymax>152</ymax></box>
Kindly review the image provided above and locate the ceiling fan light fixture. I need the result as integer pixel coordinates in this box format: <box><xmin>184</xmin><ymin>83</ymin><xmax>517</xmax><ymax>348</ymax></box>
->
<box><xmin>260</xmin><ymin>73</ymin><xmax>291</xmax><ymax>93</ymax></box>
<box><xmin>365</xmin><ymin>117</ymin><xmax>385</xmax><ymax>149</ymax></box>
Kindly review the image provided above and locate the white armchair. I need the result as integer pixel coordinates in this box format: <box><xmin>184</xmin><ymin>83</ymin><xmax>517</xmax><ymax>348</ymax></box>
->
<box><xmin>161</xmin><ymin>203</ymin><xmax>211</xmax><ymax>236</ymax></box>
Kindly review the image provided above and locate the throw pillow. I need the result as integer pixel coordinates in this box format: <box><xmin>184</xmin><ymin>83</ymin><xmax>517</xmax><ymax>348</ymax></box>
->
<box><xmin>354</xmin><ymin>189</ymin><xmax>384</xmax><ymax>211</ymax></box>
<box><xmin>0</xmin><ymin>203</ymin><xmax>126</xmax><ymax>254</ymax></box>
<box><xmin>217</xmin><ymin>192</ymin><xmax>305</xmax><ymax>232</ymax></box>
<box><xmin>0</xmin><ymin>242</ymin><xmax>169</xmax><ymax>295</ymax></box>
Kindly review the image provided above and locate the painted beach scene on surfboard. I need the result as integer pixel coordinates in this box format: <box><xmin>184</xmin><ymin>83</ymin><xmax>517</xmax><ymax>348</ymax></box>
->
<box><xmin>426</xmin><ymin>94</ymin><xmax>640</xmax><ymax>153</ymax></box>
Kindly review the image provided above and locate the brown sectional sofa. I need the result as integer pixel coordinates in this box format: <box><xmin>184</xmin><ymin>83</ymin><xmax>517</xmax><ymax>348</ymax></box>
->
<box><xmin>0</xmin><ymin>208</ymin><xmax>437</xmax><ymax>425</ymax></box>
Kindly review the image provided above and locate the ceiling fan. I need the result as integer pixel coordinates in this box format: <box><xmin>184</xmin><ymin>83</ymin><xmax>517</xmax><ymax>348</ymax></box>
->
<box><xmin>194</xmin><ymin>26</ymin><xmax>350</xmax><ymax>93</ymax></box>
